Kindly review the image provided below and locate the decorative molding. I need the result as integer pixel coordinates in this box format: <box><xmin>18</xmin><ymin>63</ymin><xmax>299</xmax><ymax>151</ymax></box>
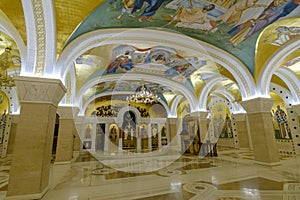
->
<box><xmin>14</xmin><ymin>76</ymin><xmax>66</xmax><ymax>106</ymax></box>
<box><xmin>241</xmin><ymin>97</ymin><xmax>274</xmax><ymax>113</ymax></box>
<box><xmin>31</xmin><ymin>0</ymin><xmax>46</xmax><ymax>75</ymax></box>
<box><xmin>257</xmin><ymin>36</ymin><xmax>300</xmax><ymax>96</ymax></box>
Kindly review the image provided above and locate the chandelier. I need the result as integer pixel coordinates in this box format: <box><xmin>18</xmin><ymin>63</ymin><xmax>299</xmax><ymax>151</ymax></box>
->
<box><xmin>0</xmin><ymin>47</ymin><xmax>15</xmax><ymax>88</ymax></box>
<box><xmin>129</xmin><ymin>81</ymin><xmax>159</xmax><ymax>104</ymax></box>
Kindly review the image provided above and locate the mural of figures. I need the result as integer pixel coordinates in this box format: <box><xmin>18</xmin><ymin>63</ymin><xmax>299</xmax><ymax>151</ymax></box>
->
<box><xmin>151</xmin><ymin>124</ymin><xmax>158</xmax><ymax>150</ymax></box>
<box><xmin>228</xmin><ymin>0</ymin><xmax>299</xmax><ymax>46</ymax></box>
<box><xmin>105</xmin><ymin>44</ymin><xmax>206</xmax><ymax>84</ymax></box>
<box><xmin>84</xmin><ymin>124</ymin><xmax>92</xmax><ymax>139</ymax></box>
<box><xmin>272</xmin><ymin>105</ymin><xmax>291</xmax><ymax>139</ymax></box>
<box><xmin>0</xmin><ymin>109</ymin><xmax>7</xmax><ymax>144</ymax></box>
<box><xmin>140</xmin><ymin>124</ymin><xmax>148</xmax><ymax>150</ymax></box>
<box><xmin>69</xmin><ymin>0</ymin><xmax>300</xmax><ymax>73</ymax></box>
<box><xmin>117</xmin><ymin>0</ymin><xmax>136</xmax><ymax>19</ymax></box>
<box><xmin>264</xmin><ymin>25</ymin><xmax>300</xmax><ymax>46</ymax></box>
<box><xmin>221</xmin><ymin>113</ymin><xmax>233</xmax><ymax>138</ymax></box>
<box><xmin>166</xmin><ymin>1</ymin><xmax>217</xmax><ymax>32</ymax></box>
<box><xmin>109</xmin><ymin>124</ymin><xmax>118</xmax><ymax>143</ymax></box>
<box><xmin>218</xmin><ymin>0</ymin><xmax>258</xmax><ymax>26</ymax></box>
<box><xmin>161</xmin><ymin>125</ymin><xmax>168</xmax><ymax>146</ymax></box>
<box><xmin>213</xmin><ymin>115</ymin><xmax>224</xmax><ymax>138</ymax></box>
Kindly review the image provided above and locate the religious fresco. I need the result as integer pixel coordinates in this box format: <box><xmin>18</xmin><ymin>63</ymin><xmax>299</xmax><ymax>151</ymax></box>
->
<box><xmin>210</xmin><ymin>103</ymin><xmax>233</xmax><ymax>139</ymax></box>
<box><xmin>68</xmin><ymin>0</ymin><xmax>300</xmax><ymax>75</ymax></box>
<box><xmin>255</xmin><ymin>17</ymin><xmax>300</xmax><ymax>78</ymax></box>
<box><xmin>83</xmin><ymin>79</ymin><xmax>175</xmax><ymax>107</ymax></box>
<box><xmin>0</xmin><ymin>91</ymin><xmax>9</xmax><ymax>144</ymax></box>
<box><xmin>270</xmin><ymin>93</ymin><xmax>292</xmax><ymax>139</ymax></box>
<box><xmin>105</xmin><ymin>44</ymin><xmax>205</xmax><ymax>88</ymax></box>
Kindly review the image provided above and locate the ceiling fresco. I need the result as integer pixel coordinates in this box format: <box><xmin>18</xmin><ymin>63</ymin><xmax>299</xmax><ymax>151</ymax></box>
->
<box><xmin>67</xmin><ymin>0</ymin><xmax>300</xmax><ymax>75</ymax></box>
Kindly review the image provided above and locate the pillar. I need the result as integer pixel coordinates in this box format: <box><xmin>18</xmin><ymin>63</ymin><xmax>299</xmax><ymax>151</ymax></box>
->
<box><xmin>232</xmin><ymin>113</ymin><xmax>251</xmax><ymax>149</ymax></box>
<box><xmin>241</xmin><ymin>97</ymin><xmax>280</xmax><ymax>165</ymax></box>
<box><xmin>55</xmin><ymin>106</ymin><xmax>79</xmax><ymax>163</ymax></box>
<box><xmin>7</xmin><ymin>77</ymin><xmax>66</xmax><ymax>199</ymax></box>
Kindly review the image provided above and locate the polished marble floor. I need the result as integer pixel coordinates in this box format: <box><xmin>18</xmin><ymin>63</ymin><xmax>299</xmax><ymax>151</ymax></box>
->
<box><xmin>1</xmin><ymin>147</ymin><xmax>300</xmax><ymax>200</ymax></box>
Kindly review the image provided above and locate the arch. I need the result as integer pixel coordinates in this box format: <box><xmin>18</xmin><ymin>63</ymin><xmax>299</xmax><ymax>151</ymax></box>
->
<box><xmin>170</xmin><ymin>95</ymin><xmax>183</xmax><ymax>117</ymax></box>
<box><xmin>211</xmin><ymin>89</ymin><xmax>243</xmax><ymax>113</ymax></box>
<box><xmin>198</xmin><ymin>77</ymin><xmax>226</xmax><ymax>110</ymax></box>
<box><xmin>0</xmin><ymin>12</ymin><xmax>26</xmax><ymax>75</ymax></box>
<box><xmin>76</xmin><ymin>73</ymin><xmax>198</xmax><ymax>112</ymax></box>
<box><xmin>0</xmin><ymin>87</ymin><xmax>20</xmax><ymax>114</ymax></box>
<box><xmin>80</xmin><ymin>91</ymin><xmax>170</xmax><ymax>116</ymax></box>
<box><xmin>274</xmin><ymin>67</ymin><xmax>300</xmax><ymax>104</ymax></box>
<box><xmin>116</xmin><ymin>106</ymin><xmax>141</xmax><ymax>128</ymax></box>
<box><xmin>58</xmin><ymin>28</ymin><xmax>255</xmax><ymax>100</ymax></box>
<box><xmin>257</xmin><ymin>36</ymin><xmax>300</xmax><ymax>97</ymax></box>
<box><xmin>21</xmin><ymin>0</ymin><xmax>56</xmax><ymax>76</ymax></box>
<box><xmin>270</xmin><ymin>82</ymin><xmax>294</xmax><ymax>108</ymax></box>
<box><xmin>208</xmin><ymin>96</ymin><xmax>232</xmax><ymax>115</ymax></box>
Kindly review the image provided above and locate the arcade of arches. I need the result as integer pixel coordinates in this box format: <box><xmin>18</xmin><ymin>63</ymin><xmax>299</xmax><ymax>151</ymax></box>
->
<box><xmin>1</xmin><ymin>1</ymin><xmax>300</xmax><ymax>199</ymax></box>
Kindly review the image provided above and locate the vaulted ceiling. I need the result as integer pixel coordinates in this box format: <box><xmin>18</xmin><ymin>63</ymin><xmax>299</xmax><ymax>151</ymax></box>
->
<box><xmin>1</xmin><ymin>0</ymin><xmax>300</xmax><ymax>115</ymax></box>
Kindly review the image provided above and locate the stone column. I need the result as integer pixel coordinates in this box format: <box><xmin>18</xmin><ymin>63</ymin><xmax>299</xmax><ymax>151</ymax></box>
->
<box><xmin>232</xmin><ymin>113</ymin><xmax>251</xmax><ymax>149</ymax></box>
<box><xmin>289</xmin><ymin>105</ymin><xmax>300</xmax><ymax>154</ymax></box>
<box><xmin>241</xmin><ymin>97</ymin><xmax>280</xmax><ymax>165</ymax></box>
<box><xmin>55</xmin><ymin>106</ymin><xmax>79</xmax><ymax>163</ymax></box>
<box><xmin>7</xmin><ymin>77</ymin><xmax>66</xmax><ymax>199</ymax></box>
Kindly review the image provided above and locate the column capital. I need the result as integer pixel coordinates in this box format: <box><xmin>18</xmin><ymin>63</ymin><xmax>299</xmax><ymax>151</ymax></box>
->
<box><xmin>57</xmin><ymin>106</ymin><xmax>80</xmax><ymax>119</ymax></box>
<box><xmin>241</xmin><ymin>97</ymin><xmax>274</xmax><ymax>113</ymax></box>
<box><xmin>14</xmin><ymin>76</ymin><xmax>66</xmax><ymax>106</ymax></box>
<box><xmin>167</xmin><ymin>117</ymin><xmax>178</xmax><ymax>124</ymax></box>
<box><xmin>190</xmin><ymin>111</ymin><xmax>209</xmax><ymax>119</ymax></box>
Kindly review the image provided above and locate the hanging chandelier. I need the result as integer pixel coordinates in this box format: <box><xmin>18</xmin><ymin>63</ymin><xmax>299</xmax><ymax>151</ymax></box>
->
<box><xmin>0</xmin><ymin>47</ymin><xmax>15</xmax><ymax>88</ymax></box>
<box><xmin>128</xmin><ymin>81</ymin><xmax>159</xmax><ymax>104</ymax></box>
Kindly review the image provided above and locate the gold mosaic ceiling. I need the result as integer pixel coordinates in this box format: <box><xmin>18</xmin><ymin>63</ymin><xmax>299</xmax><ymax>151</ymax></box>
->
<box><xmin>0</xmin><ymin>0</ymin><xmax>105</xmax><ymax>55</ymax></box>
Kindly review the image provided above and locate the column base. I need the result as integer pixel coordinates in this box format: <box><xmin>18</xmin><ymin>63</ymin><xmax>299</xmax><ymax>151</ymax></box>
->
<box><xmin>6</xmin><ymin>185</ymin><xmax>49</xmax><ymax>200</ymax></box>
<box><xmin>254</xmin><ymin>160</ymin><xmax>281</xmax><ymax>166</ymax></box>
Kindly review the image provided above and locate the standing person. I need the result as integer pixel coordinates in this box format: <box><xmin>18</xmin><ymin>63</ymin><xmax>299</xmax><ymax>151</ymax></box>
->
<box><xmin>0</xmin><ymin>109</ymin><xmax>7</xmax><ymax>143</ymax></box>
<box><xmin>166</xmin><ymin>0</ymin><xmax>216</xmax><ymax>32</ymax></box>
<box><xmin>218</xmin><ymin>0</ymin><xmax>258</xmax><ymax>25</ymax></box>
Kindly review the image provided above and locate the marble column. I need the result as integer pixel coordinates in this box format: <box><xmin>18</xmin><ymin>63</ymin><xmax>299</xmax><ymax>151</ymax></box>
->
<box><xmin>241</xmin><ymin>97</ymin><xmax>280</xmax><ymax>165</ymax></box>
<box><xmin>55</xmin><ymin>106</ymin><xmax>79</xmax><ymax>163</ymax></box>
<box><xmin>232</xmin><ymin>113</ymin><xmax>251</xmax><ymax>149</ymax></box>
<box><xmin>7</xmin><ymin>77</ymin><xmax>66</xmax><ymax>199</ymax></box>
<box><xmin>289</xmin><ymin>104</ymin><xmax>300</xmax><ymax>154</ymax></box>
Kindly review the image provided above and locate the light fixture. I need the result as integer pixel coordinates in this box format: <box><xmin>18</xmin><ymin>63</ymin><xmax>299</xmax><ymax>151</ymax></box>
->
<box><xmin>0</xmin><ymin>47</ymin><xmax>15</xmax><ymax>88</ymax></box>
<box><xmin>128</xmin><ymin>80</ymin><xmax>159</xmax><ymax>104</ymax></box>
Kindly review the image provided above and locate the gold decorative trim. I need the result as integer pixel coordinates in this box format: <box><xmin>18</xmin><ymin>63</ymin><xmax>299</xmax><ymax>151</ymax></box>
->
<box><xmin>32</xmin><ymin>0</ymin><xmax>46</xmax><ymax>76</ymax></box>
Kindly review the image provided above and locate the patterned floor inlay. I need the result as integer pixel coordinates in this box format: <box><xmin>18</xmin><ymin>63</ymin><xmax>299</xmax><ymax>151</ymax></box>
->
<box><xmin>216</xmin><ymin>177</ymin><xmax>284</xmax><ymax>190</ymax></box>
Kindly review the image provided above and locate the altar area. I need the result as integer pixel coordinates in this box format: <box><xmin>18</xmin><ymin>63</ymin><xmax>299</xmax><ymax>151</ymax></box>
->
<box><xmin>77</xmin><ymin>106</ymin><xmax>169</xmax><ymax>155</ymax></box>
